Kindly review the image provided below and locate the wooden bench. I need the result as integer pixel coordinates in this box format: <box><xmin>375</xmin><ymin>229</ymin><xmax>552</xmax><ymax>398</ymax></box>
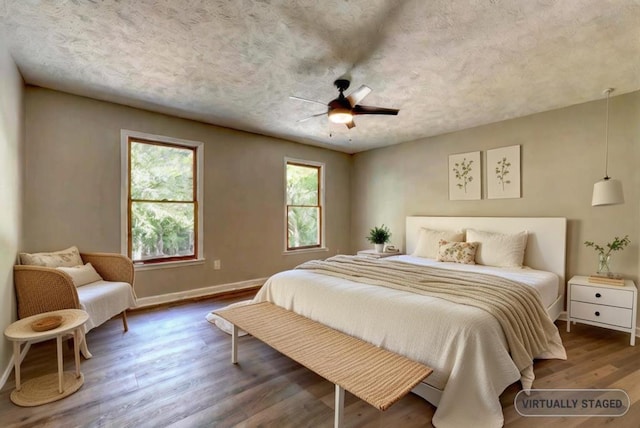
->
<box><xmin>214</xmin><ymin>302</ymin><xmax>432</xmax><ymax>427</ymax></box>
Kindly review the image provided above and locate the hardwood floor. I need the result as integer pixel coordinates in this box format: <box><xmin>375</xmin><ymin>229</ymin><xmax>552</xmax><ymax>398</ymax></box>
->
<box><xmin>2</xmin><ymin>293</ymin><xmax>640</xmax><ymax>428</ymax></box>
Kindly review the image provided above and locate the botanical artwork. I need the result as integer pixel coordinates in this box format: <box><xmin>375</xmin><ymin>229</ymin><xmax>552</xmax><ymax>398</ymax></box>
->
<box><xmin>487</xmin><ymin>145</ymin><xmax>521</xmax><ymax>199</ymax></box>
<box><xmin>448</xmin><ymin>151</ymin><xmax>481</xmax><ymax>200</ymax></box>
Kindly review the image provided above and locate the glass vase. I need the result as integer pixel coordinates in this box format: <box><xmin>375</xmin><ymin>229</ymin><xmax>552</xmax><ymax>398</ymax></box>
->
<box><xmin>597</xmin><ymin>254</ymin><xmax>611</xmax><ymax>276</ymax></box>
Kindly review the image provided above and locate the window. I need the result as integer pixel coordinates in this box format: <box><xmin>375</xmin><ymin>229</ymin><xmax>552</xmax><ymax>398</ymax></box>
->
<box><xmin>121</xmin><ymin>130</ymin><xmax>203</xmax><ymax>265</ymax></box>
<box><xmin>285</xmin><ymin>159</ymin><xmax>324</xmax><ymax>251</ymax></box>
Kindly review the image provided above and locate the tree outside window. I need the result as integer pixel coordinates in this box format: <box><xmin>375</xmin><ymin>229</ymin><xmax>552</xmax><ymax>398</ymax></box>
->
<box><xmin>286</xmin><ymin>161</ymin><xmax>323</xmax><ymax>250</ymax></box>
<box><xmin>128</xmin><ymin>139</ymin><xmax>198</xmax><ymax>263</ymax></box>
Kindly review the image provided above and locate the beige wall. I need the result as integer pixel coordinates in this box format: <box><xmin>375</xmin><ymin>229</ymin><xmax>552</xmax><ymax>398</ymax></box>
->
<box><xmin>0</xmin><ymin>43</ymin><xmax>24</xmax><ymax>376</ymax></box>
<box><xmin>352</xmin><ymin>91</ymin><xmax>639</xmax><ymax>317</ymax></box>
<box><xmin>23</xmin><ymin>87</ymin><xmax>351</xmax><ymax>298</ymax></box>
<box><xmin>17</xmin><ymin>86</ymin><xmax>640</xmax><ymax>322</ymax></box>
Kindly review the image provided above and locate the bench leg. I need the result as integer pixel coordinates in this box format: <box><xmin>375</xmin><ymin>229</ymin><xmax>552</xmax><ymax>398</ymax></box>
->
<box><xmin>231</xmin><ymin>324</ymin><xmax>238</xmax><ymax>364</ymax></box>
<box><xmin>335</xmin><ymin>384</ymin><xmax>344</xmax><ymax>428</ymax></box>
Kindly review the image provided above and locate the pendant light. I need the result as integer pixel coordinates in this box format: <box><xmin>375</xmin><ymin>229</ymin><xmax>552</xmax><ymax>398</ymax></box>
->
<box><xmin>592</xmin><ymin>88</ymin><xmax>624</xmax><ymax>206</ymax></box>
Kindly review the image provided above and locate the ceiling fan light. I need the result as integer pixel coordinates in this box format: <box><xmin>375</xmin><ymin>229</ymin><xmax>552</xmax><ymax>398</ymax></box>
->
<box><xmin>592</xmin><ymin>177</ymin><xmax>624</xmax><ymax>206</ymax></box>
<box><xmin>328</xmin><ymin>108</ymin><xmax>353</xmax><ymax>124</ymax></box>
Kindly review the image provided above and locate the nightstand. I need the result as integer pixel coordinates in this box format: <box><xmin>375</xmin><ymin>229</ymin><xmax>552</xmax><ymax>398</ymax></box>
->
<box><xmin>567</xmin><ymin>275</ymin><xmax>637</xmax><ymax>346</ymax></box>
<box><xmin>357</xmin><ymin>249</ymin><xmax>402</xmax><ymax>259</ymax></box>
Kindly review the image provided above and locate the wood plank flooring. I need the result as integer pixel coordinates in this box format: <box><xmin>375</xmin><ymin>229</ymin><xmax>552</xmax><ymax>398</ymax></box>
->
<box><xmin>2</xmin><ymin>293</ymin><xmax>640</xmax><ymax>427</ymax></box>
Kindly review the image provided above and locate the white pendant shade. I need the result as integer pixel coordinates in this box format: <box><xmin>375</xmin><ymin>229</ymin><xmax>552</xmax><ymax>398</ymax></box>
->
<box><xmin>591</xmin><ymin>88</ymin><xmax>624</xmax><ymax>207</ymax></box>
<box><xmin>592</xmin><ymin>178</ymin><xmax>624</xmax><ymax>206</ymax></box>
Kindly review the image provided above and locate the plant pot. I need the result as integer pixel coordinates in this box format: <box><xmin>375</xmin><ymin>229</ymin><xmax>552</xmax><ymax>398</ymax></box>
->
<box><xmin>374</xmin><ymin>244</ymin><xmax>384</xmax><ymax>253</ymax></box>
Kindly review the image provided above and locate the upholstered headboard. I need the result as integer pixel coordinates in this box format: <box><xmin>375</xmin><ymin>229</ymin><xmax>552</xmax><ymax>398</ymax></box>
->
<box><xmin>406</xmin><ymin>216</ymin><xmax>567</xmax><ymax>286</ymax></box>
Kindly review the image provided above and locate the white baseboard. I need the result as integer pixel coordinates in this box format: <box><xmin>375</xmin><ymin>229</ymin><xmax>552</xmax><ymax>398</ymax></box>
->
<box><xmin>0</xmin><ymin>342</ymin><xmax>32</xmax><ymax>392</ymax></box>
<box><xmin>134</xmin><ymin>277</ymin><xmax>267</xmax><ymax>309</ymax></box>
<box><xmin>0</xmin><ymin>356</ymin><xmax>13</xmax><ymax>392</ymax></box>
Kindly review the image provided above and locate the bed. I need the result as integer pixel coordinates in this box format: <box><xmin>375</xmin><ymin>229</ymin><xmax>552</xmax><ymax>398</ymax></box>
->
<box><xmin>250</xmin><ymin>216</ymin><xmax>568</xmax><ymax>428</ymax></box>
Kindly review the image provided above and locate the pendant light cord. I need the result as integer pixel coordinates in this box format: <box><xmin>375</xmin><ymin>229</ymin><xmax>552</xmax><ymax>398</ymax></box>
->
<box><xmin>603</xmin><ymin>88</ymin><xmax>612</xmax><ymax>179</ymax></box>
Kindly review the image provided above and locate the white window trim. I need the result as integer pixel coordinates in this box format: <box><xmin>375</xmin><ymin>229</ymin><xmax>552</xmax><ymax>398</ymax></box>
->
<box><xmin>283</xmin><ymin>157</ymin><xmax>326</xmax><ymax>254</ymax></box>
<box><xmin>120</xmin><ymin>129</ymin><xmax>204</xmax><ymax>268</ymax></box>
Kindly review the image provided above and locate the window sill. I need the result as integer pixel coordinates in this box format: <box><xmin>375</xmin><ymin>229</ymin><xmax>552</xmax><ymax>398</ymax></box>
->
<box><xmin>134</xmin><ymin>258</ymin><xmax>206</xmax><ymax>271</ymax></box>
<box><xmin>282</xmin><ymin>247</ymin><xmax>329</xmax><ymax>256</ymax></box>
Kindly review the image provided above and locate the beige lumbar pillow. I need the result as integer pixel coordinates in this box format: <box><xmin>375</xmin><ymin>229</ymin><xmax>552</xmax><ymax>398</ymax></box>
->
<box><xmin>20</xmin><ymin>246</ymin><xmax>83</xmax><ymax>267</ymax></box>
<box><xmin>56</xmin><ymin>263</ymin><xmax>103</xmax><ymax>287</ymax></box>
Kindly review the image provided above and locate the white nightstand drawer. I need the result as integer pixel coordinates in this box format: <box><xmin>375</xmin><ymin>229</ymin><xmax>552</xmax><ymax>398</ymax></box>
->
<box><xmin>570</xmin><ymin>301</ymin><xmax>633</xmax><ymax>328</ymax></box>
<box><xmin>571</xmin><ymin>284</ymin><xmax>633</xmax><ymax>308</ymax></box>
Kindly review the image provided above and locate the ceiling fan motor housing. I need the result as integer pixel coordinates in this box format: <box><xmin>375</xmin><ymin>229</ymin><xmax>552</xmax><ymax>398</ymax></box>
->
<box><xmin>334</xmin><ymin>78</ymin><xmax>350</xmax><ymax>92</ymax></box>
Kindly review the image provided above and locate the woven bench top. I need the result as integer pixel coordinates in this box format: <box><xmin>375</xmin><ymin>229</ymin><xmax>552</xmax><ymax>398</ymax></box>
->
<box><xmin>214</xmin><ymin>301</ymin><xmax>432</xmax><ymax>411</ymax></box>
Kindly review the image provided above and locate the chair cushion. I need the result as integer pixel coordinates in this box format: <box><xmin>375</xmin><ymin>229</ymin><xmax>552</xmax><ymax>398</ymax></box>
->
<box><xmin>56</xmin><ymin>263</ymin><xmax>103</xmax><ymax>287</ymax></box>
<box><xmin>76</xmin><ymin>281</ymin><xmax>137</xmax><ymax>332</ymax></box>
<box><xmin>20</xmin><ymin>246</ymin><xmax>83</xmax><ymax>267</ymax></box>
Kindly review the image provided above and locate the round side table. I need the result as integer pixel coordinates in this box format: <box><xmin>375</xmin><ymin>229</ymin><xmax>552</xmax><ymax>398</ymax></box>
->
<box><xmin>4</xmin><ymin>309</ymin><xmax>89</xmax><ymax>406</ymax></box>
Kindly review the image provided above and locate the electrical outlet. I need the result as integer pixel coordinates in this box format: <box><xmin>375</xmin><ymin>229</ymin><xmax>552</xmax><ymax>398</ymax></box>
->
<box><xmin>214</xmin><ymin>259</ymin><xmax>221</xmax><ymax>270</ymax></box>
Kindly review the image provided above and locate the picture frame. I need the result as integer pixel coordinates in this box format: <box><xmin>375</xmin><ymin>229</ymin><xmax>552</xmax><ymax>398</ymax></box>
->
<box><xmin>487</xmin><ymin>145</ymin><xmax>521</xmax><ymax>199</ymax></box>
<box><xmin>448</xmin><ymin>151</ymin><xmax>481</xmax><ymax>200</ymax></box>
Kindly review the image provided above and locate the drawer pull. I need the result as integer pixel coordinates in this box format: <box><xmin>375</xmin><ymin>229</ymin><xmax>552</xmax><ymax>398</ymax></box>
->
<box><xmin>595</xmin><ymin>311</ymin><xmax>600</xmax><ymax>317</ymax></box>
<box><xmin>595</xmin><ymin>293</ymin><xmax>601</xmax><ymax>298</ymax></box>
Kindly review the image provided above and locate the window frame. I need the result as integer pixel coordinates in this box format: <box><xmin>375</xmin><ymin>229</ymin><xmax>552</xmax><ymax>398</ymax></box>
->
<box><xmin>121</xmin><ymin>129</ymin><xmax>204</xmax><ymax>269</ymax></box>
<box><xmin>284</xmin><ymin>157</ymin><xmax>326</xmax><ymax>253</ymax></box>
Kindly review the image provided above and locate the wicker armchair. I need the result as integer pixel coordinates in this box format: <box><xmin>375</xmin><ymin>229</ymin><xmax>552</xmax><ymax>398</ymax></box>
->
<box><xmin>14</xmin><ymin>252</ymin><xmax>136</xmax><ymax>357</ymax></box>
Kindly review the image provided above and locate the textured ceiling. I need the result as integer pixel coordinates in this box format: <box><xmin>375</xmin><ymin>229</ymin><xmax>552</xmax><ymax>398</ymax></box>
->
<box><xmin>1</xmin><ymin>0</ymin><xmax>639</xmax><ymax>153</ymax></box>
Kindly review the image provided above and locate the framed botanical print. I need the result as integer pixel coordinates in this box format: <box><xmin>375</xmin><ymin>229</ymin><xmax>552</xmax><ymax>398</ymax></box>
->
<box><xmin>448</xmin><ymin>151</ymin><xmax>481</xmax><ymax>200</ymax></box>
<box><xmin>487</xmin><ymin>145</ymin><xmax>521</xmax><ymax>199</ymax></box>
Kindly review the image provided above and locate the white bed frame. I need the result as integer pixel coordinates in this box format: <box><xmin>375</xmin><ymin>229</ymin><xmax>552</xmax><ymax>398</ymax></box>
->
<box><xmin>405</xmin><ymin>216</ymin><xmax>567</xmax><ymax>406</ymax></box>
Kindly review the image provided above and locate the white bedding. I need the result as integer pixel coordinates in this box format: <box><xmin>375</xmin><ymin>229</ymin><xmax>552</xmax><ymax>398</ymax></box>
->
<box><xmin>252</xmin><ymin>256</ymin><xmax>565</xmax><ymax>428</ymax></box>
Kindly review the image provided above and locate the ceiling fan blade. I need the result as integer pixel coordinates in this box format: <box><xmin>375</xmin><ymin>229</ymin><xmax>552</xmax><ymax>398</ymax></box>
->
<box><xmin>352</xmin><ymin>105</ymin><xmax>399</xmax><ymax>116</ymax></box>
<box><xmin>289</xmin><ymin>96</ymin><xmax>327</xmax><ymax>107</ymax></box>
<box><xmin>297</xmin><ymin>112</ymin><xmax>326</xmax><ymax>122</ymax></box>
<box><xmin>345</xmin><ymin>120</ymin><xmax>356</xmax><ymax>129</ymax></box>
<box><xmin>346</xmin><ymin>85</ymin><xmax>371</xmax><ymax>106</ymax></box>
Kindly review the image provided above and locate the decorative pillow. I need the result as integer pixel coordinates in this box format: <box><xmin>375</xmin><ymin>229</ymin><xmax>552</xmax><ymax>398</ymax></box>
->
<box><xmin>465</xmin><ymin>229</ymin><xmax>528</xmax><ymax>268</ymax></box>
<box><xmin>437</xmin><ymin>240</ymin><xmax>478</xmax><ymax>264</ymax></box>
<box><xmin>20</xmin><ymin>246</ymin><xmax>83</xmax><ymax>267</ymax></box>
<box><xmin>412</xmin><ymin>228</ymin><xmax>464</xmax><ymax>259</ymax></box>
<box><xmin>56</xmin><ymin>263</ymin><xmax>103</xmax><ymax>287</ymax></box>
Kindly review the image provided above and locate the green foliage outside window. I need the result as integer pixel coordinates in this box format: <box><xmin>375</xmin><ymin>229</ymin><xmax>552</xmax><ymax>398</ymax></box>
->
<box><xmin>287</xmin><ymin>163</ymin><xmax>321</xmax><ymax>249</ymax></box>
<box><xmin>130</xmin><ymin>142</ymin><xmax>196</xmax><ymax>261</ymax></box>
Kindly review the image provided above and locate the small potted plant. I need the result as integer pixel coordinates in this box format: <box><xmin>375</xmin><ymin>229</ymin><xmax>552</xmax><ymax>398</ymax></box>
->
<box><xmin>584</xmin><ymin>235</ymin><xmax>630</xmax><ymax>275</ymax></box>
<box><xmin>367</xmin><ymin>224</ymin><xmax>392</xmax><ymax>253</ymax></box>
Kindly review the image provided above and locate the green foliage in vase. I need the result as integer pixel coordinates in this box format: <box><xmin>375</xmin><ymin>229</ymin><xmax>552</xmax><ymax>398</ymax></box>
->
<box><xmin>584</xmin><ymin>235</ymin><xmax>631</xmax><ymax>257</ymax></box>
<box><xmin>367</xmin><ymin>224</ymin><xmax>392</xmax><ymax>244</ymax></box>
<box><xmin>453</xmin><ymin>158</ymin><xmax>473</xmax><ymax>193</ymax></box>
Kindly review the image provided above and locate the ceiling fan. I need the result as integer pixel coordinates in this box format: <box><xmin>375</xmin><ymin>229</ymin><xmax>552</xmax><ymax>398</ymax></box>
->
<box><xmin>290</xmin><ymin>78</ymin><xmax>399</xmax><ymax>129</ymax></box>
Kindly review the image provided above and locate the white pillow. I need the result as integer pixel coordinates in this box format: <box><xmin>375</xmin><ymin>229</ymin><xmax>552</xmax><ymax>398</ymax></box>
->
<box><xmin>466</xmin><ymin>229</ymin><xmax>528</xmax><ymax>268</ymax></box>
<box><xmin>56</xmin><ymin>263</ymin><xmax>103</xmax><ymax>287</ymax></box>
<box><xmin>412</xmin><ymin>228</ymin><xmax>464</xmax><ymax>259</ymax></box>
<box><xmin>20</xmin><ymin>246</ymin><xmax>83</xmax><ymax>267</ymax></box>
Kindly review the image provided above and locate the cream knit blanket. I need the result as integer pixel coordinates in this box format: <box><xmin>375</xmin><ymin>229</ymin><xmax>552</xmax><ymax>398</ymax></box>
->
<box><xmin>296</xmin><ymin>255</ymin><xmax>566</xmax><ymax>372</ymax></box>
